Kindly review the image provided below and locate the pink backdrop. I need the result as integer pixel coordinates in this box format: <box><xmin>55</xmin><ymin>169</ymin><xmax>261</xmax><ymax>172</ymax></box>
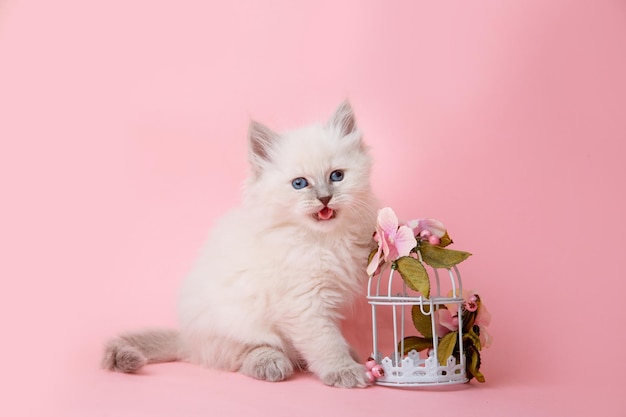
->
<box><xmin>1</xmin><ymin>0</ymin><xmax>625</xmax><ymax>416</ymax></box>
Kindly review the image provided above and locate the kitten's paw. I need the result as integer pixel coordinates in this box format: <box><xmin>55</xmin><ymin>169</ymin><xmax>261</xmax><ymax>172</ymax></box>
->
<box><xmin>102</xmin><ymin>340</ymin><xmax>147</xmax><ymax>373</ymax></box>
<box><xmin>321</xmin><ymin>362</ymin><xmax>368</xmax><ymax>388</ymax></box>
<box><xmin>240</xmin><ymin>346</ymin><xmax>294</xmax><ymax>382</ymax></box>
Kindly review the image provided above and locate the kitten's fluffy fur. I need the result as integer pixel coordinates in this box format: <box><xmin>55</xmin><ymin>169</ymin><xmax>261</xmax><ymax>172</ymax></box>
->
<box><xmin>102</xmin><ymin>102</ymin><xmax>377</xmax><ymax>388</ymax></box>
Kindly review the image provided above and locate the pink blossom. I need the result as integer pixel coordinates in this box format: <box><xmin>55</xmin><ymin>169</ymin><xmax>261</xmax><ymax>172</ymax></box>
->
<box><xmin>465</xmin><ymin>294</ymin><xmax>479</xmax><ymax>312</ymax></box>
<box><xmin>441</xmin><ymin>289</ymin><xmax>492</xmax><ymax>349</ymax></box>
<box><xmin>366</xmin><ymin>207</ymin><xmax>417</xmax><ymax>275</ymax></box>
<box><xmin>435</xmin><ymin>308</ymin><xmax>459</xmax><ymax>338</ymax></box>
<box><xmin>475</xmin><ymin>299</ymin><xmax>492</xmax><ymax>348</ymax></box>
<box><xmin>406</xmin><ymin>218</ymin><xmax>446</xmax><ymax>240</ymax></box>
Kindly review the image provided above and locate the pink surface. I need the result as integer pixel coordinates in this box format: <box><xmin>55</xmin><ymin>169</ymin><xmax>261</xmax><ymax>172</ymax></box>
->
<box><xmin>1</xmin><ymin>0</ymin><xmax>625</xmax><ymax>416</ymax></box>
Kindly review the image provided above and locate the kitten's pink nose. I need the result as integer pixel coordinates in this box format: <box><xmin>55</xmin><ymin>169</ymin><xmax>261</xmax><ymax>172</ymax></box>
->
<box><xmin>318</xmin><ymin>196</ymin><xmax>331</xmax><ymax>206</ymax></box>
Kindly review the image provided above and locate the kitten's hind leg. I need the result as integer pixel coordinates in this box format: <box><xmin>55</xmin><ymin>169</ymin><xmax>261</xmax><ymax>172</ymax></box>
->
<box><xmin>239</xmin><ymin>346</ymin><xmax>294</xmax><ymax>382</ymax></box>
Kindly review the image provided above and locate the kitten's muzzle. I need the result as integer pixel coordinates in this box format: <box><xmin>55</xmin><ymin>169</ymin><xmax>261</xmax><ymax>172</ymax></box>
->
<box><xmin>315</xmin><ymin>206</ymin><xmax>336</xmax><ymax>221</ymax></box>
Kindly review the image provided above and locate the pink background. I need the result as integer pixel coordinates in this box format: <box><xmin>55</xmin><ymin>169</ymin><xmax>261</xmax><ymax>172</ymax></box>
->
<box><xmin>1</xmin><ymin>0</ymin><xmax>625</xmax><ymax>416</ymax></box>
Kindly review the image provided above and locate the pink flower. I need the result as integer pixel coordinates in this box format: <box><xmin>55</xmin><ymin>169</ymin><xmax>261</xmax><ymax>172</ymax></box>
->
<box><xmin>435</xmin><ymin>308</ymin><xmax>459</xmax><ymax>337</ymax></box>
<box><xmin>465</xmin><ymin>294</ymin><xmax>479</xmax><ymax>312</ymax></box>
<box><xmin>475</xmin><ymin>298</ymin><xmax>492</xmax><ymax>348</ymax></box>
<box><xmin>366</xmin><ymin>207</ymin><xmax>417</xmax><ymax>275</ymax></box>
<box><xmin>440</xmin><ymin>290</ymin><xmax>493</xmax><ymax>349</ymax></box>
<box><xmin>406</xmin><ymin>218</ymin><xmax>446</xmax><ymax>240</ymax></box>
<box><xmin>459</xmin><ymin>291</ymin><xmax>491</xmax><ymax>340</ymax></box>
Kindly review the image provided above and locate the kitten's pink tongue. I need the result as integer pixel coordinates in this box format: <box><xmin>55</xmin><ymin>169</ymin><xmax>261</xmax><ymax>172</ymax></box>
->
<box><xmin>318</xmin><ymin>207</ymin><xmax>334</xmax><ymax>220</ymax></box>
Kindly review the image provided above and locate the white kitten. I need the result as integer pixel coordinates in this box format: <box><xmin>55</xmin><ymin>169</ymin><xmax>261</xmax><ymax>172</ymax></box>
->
<box><xmin>102</xmin><ymin>102</ymin><xmax>377</xmax><ymax>388</ymax></box>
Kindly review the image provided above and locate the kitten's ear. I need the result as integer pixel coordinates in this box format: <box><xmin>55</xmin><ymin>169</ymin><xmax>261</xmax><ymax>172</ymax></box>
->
<box><xmin>248</xmin><ymin>120</ymin><xmax>278</xmax><ymax>174</ymax></box>
<box><xmin>329</xmin><ymin>100</ymin><xmax>357</xmax><ymax>137</ymax></box>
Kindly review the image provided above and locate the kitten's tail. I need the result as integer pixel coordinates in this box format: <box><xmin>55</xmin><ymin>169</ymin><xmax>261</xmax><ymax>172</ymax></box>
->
<box><xmin>102</xmin><ymin>329</ymin><xmax>181</xmax><ymax>373</ymax></box>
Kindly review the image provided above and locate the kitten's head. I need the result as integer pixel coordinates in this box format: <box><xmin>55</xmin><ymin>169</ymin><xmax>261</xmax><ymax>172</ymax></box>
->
<box><xmin>245</xmin><ymin>101</ymin><xmax>375</xmax><ymax>234</ymax></box>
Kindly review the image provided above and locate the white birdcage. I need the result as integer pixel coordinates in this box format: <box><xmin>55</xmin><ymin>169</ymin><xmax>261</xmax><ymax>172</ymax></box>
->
<box><xmin>367</xmin><ymin>260</ymin><xmax>468</xmax><ymax>387</ymax></box>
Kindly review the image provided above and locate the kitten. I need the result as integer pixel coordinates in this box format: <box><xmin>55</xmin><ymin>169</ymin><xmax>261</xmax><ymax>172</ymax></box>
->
<box><xmin>102</xmin><ymin>102</ymin><xmax>377</xmax><ymax>388</ymax></box>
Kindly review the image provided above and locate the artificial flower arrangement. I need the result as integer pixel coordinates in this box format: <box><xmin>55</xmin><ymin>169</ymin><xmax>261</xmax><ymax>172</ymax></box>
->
<box><xmin>365</xmin><ymin>207</ymin><xmax>491</xmax><ymax>384</ymax></box>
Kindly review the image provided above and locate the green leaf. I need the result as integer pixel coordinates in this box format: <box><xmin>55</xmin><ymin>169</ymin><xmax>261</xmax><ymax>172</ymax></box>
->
<box><xmin>437</xmin><ymin>331</ymin><xmax>458</xmax><ymax>366</ymax></box>
<box><xmin>463</xmin><ymin>329</ymin><xmax>482</xmax><ymax>351</ymax></box>
<box><xmin>411</xmin><ymin>305</ymin><xmax>434</xmax><ymax>338</ymax></box>
<box><xmin>395</xmin><ymin>256</ymin><xmax>430</xmax><ymax>298</ymax></box>
<box><xmin>461</xmin><ymin>309</ymin><xmax>477</xmax><ymax>333</ymax></box>
<box><xmin>466</xmin><ymin>345</ymin><xmax>485</xmax><ymax>383</ymax></box>
<box><xmin>419</xmin><ymin>244</ymin><xmax>471</xmax><ymax>269</ymax></box>
<box><xmin>400</xmin><ymin>336</ymin><xmax>433</xmax><ymax>355</ymax></box>
<box><xmin>439</xmin><ymin>231</ymin><xmax>453</xmax><ymax>247</ymax></box>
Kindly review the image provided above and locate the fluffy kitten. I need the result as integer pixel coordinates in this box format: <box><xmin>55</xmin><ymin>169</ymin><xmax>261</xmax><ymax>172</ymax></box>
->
<box><xmin>102</xmin><ymin>102</ymin><xmax>377</xmax><ymax>388</ymax></box>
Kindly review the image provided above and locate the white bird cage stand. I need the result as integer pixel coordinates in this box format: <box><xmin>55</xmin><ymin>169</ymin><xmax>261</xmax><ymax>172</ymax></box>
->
<box><xmin>367</xmin><ymin>261</ymin><xmax>468</xmax><ymax>387</ymax></box>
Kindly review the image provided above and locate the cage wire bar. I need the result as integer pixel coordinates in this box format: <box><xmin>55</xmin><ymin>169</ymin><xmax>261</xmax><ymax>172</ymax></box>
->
<box><xmin>367</xmin><ymin>262</ymin><xmax>468</xmax><ymax>387</ymax></box>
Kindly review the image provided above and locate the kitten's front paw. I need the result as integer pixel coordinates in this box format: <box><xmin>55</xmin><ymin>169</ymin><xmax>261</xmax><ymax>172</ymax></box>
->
<box><xmin>321</xmin><ymin>362</ymin><xmax>368</xmax><ymax>388</ymax></box>
<box><xmin>240</xmin><ymin>346</ymin><xmax>294</xmax><ymax>382</ymax></box>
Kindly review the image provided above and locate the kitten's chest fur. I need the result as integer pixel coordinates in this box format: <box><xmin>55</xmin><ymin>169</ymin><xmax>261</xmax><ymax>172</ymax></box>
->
<box><xmin>260</xmin><ymin>227</ymin><xmax>372</xmax><ymax>313</ymax></box>
<box><xmin>263</xmin><ymin>223</ymin><xmax>371</xmax><ymax>275</ymax></box>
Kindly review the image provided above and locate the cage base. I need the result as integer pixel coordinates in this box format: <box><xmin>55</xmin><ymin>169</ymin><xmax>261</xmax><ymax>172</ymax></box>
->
<box><xmin>375</xmin><ymin>378</ymin><xmax>468</xmax><ymax>388</ymax></box>
<box><xmin>373</xmin><ymin>349</ymin><xmax>467</xmax><ymax>387</ymax></box>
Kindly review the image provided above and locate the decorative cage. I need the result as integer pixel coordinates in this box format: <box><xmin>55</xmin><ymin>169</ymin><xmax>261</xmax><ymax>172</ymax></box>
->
<box><xmin>367</xmin><ymin>257</ymin><xmax>468</xmax><ymax>387</ymax></box>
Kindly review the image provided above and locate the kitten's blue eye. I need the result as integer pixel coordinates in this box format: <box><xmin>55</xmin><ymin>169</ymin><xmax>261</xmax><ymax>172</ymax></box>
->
<box><xmin>330</xmin><ymin>170</ymin><xmax>344</xmax><ymax>182</ymax></box>
<box><xmin>291</xmin><ymin>177</ymin><xmax>308</xmax><ymax>189</ymax></box>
